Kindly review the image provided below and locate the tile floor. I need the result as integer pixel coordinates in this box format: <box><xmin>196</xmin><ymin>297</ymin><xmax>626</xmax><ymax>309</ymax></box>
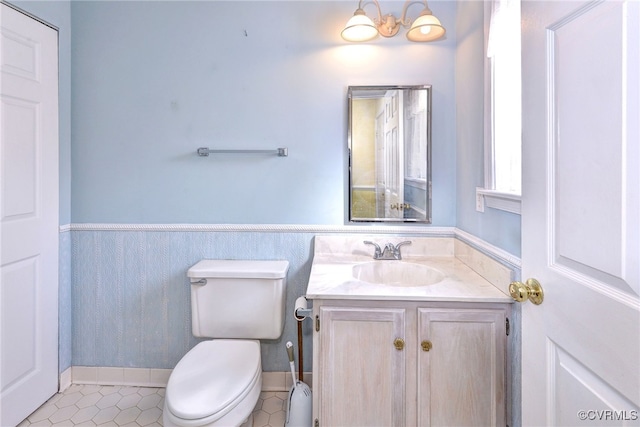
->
<box><xmin>18</xmin><ymin>384</ymin><xmax>288</xmax><ymax>427</ymax></box>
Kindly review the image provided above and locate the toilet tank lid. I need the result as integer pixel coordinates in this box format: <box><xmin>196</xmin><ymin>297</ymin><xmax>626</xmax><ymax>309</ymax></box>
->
<box><xmin>187</xmin><ymin>260</ymin><xmax>289</xmax><ymax>279</ymax></box>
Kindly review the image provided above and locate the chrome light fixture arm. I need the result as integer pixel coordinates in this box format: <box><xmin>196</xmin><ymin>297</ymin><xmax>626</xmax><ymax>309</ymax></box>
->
<box><xmin>398</xmin><ymin>0</ymin><xmax>431</xmax><ymax>27</ymax></box>
<box><xmin>358</xmin><ymin>0</ymin><xmax>420</xmax><ymax>38</ymax></box>
<box><xmin>356</xmin><ymin>0</ymin><xmax>384</xmax><ymax>25</ymax></box>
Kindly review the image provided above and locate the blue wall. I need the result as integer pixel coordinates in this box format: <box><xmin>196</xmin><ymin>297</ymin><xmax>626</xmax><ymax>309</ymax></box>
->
<box><xmin>67</xmin><ymin>0</ymin><xmax>460</xmax><ymax>372</ymax></box>
<box><xmin>454</xmin><ymin>0</ymin><xmax>521</xmax><ymax>256</ymax></box>
<box><xmin>70</xmin><ymin>0</ymin><xmax>458</xmax><ymax>225</ymax></box>
<box><xmin>13</xmin><ymin>0</ymin><xmax>523</xmax><ymax>376</ymax></box>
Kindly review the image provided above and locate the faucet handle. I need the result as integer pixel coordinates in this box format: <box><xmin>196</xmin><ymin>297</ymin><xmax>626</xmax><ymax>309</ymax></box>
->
<box><xmin>394</xmin><ymin>241</ymin><xmax>412</xmax><ymax>250</ymax></box>
<box><xmin>393</xmin><ymin>241</ymin><xmax>412</xmax><ymax>259</ymax></box>
<box><xmin>364</xmin><ymin>241</ymin><xmax>382</xmax><ymax>257</ymax></box>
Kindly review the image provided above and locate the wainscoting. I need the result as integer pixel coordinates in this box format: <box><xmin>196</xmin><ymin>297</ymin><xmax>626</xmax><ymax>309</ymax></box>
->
<box><xmin>57</xmin><ymin>224</ymin><xmax>521</xmax><ymax>425</ymax></box>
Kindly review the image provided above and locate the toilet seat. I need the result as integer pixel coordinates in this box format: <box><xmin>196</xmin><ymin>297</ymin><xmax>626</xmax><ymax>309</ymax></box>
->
<box><xmin>165</xmin><ymin>339</ymin><xmax>261</xmax><ymax>423</ymax></box>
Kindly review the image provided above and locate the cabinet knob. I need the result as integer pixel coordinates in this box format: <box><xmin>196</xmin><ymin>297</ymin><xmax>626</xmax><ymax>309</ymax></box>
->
<box><xmin>393</xmin><ymin>338</ymin><xmax>405</xmax><ymax>351</ymax></box>
<box><xmin>421</xmin><ymin>340</ymin><xmax>433</xmax><ymax>352</ymax></box>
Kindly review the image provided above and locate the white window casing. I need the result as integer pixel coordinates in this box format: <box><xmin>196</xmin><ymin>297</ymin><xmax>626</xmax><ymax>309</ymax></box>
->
<box><xmin>477</xmin><ymin>0</ymin><xmax>522</xmax><ymax>215</ymax></box>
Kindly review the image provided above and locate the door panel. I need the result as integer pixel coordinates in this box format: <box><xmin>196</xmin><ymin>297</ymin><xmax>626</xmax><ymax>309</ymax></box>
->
<box><xmin>1</xmin><ymin>257</ymin><xmax>38</xmax><ymax>387</ymax></box>
<box><xmin>375</xmin><ymin>111</ymin><xmax>385</xmax><ymax>217</ymax></box>
<box><xmin>521</xmin><ymin>1</ymin><xmax>639</xmax><ymax>425</ymax></box>
<box><xmin>551</xmin><ymin>0</ymin><xmax>637</xmax><ymax>297</ymax></box>
<box><xmin>550</xmin><ymin>343</ymin><xmax>639</xmax><ymax>426</ymax></box>
<box><xmin>1</xmin><ymin>4</ymin><xmax>59</xmax><ymax>426</ymax></box>
<box><xmin>2</xmin><ymin>99</ymin><xmax>38</xmax><ymax>219</ymax></box>
<box><xmin>382</xmin><ymin>91</ymin><xmax>404</xmax><ymax>219</ymax></box>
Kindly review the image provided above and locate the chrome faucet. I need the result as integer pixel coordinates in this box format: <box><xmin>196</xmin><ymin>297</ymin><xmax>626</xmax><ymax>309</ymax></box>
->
<box><xmin>364</xmin><ymin>241</ymin><xmax>412</xmax><ymax>260</ymax></box>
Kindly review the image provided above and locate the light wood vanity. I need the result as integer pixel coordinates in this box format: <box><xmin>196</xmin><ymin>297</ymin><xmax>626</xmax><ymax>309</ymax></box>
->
<box><xmin>306</xmin><ymin>236</ymin><xmax>514</xmax><ymax>427</ymax></box>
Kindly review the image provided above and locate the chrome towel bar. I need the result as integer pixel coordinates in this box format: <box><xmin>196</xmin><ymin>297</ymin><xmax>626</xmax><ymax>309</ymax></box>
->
<box><xmin>197</xmin><ymin>147</ymin><xmax>288</xmax><ymax>157</ymax></box>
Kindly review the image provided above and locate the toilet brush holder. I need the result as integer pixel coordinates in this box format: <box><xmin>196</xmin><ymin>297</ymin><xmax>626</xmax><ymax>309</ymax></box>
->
<box><xmin>284</xmin><ymin>342</ymin><xmax>312</xmax><ymax>427</ymax></box>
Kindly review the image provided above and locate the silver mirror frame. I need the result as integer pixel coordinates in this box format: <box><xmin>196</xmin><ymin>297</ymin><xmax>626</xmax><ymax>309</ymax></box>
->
<box><xmin>348</xmin><ymin>85</ymin><xmax>432</xmax><ymax>223</ymax></box>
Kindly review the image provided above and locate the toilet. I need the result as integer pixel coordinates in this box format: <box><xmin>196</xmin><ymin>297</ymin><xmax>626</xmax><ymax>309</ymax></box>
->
<box><xmin>163</xmin><ymin>259</ymin><xmax>289</xmax><ymax>427</ymax></box>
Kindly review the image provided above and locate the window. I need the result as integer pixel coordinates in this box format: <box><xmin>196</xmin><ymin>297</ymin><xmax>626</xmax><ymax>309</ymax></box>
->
<box><xmin>476</xmin><ymin>0</ymin><xmax>522</xmax><ymax>214</ymax></box>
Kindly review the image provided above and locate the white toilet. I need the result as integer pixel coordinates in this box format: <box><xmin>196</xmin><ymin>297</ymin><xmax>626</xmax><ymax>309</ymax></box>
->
<box><xmin>163</xmin><ymin>259</ymin><xmax>289</xmax><ymax>427</ymax></box>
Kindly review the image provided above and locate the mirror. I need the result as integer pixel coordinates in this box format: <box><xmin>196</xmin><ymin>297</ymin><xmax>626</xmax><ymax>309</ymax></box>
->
<box><xmin>348</xmin><ymin>85</ymin><xmax>432</xmax><ymax>223</ymax></box>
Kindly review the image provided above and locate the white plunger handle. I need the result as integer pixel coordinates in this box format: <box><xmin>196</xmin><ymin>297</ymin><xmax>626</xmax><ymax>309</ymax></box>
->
<box><xmin>286</xmin><ymin>341</ymin><xmax>294</xmax><ymax>362</ymax></box>
<box><xmin>285</xmin><ymin>341</ymin><xmax>297</xmax><ymax>384</ymax></box>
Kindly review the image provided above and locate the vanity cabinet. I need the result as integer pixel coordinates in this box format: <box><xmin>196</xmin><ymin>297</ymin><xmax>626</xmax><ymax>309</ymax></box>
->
<box><xmin>312</xmin><ymin>300</ymin><xmax>509</xmax><ymax>427</ymax></box>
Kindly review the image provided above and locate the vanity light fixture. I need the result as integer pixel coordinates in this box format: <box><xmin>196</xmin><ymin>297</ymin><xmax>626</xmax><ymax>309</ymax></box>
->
<box><xmin>341</xmin><ymin>0</ymin><xmax>445</xmax><ymax>43</ymax></box>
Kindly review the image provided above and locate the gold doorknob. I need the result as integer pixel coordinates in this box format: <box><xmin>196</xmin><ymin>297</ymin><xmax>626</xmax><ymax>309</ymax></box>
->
<box><xmin>421</xmin><ymin>340</ymin><xmax>432</xmax><ymax>352</ymax></box>
<box><xmin>509</xmin><ymin>278</ymin><xmax>544</xmax><ymax>305</ymax></box>
<box><xmin>393</xmin><ymin>338</ymin><xmax>405</xmax><ymax>350</ymax></box>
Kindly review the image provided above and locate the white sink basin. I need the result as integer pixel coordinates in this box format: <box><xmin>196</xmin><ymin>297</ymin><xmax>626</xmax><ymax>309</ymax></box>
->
<box><xmin>352</xmin><ymin>262</ymin><xmax>445</xmax><ymax>287</ymax></box>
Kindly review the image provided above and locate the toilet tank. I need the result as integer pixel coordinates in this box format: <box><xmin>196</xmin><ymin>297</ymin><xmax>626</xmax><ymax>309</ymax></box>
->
<box><xmin>187</xmin><ymin>260</ymin><xmax>289</xmax><ymax>339</ymax></box>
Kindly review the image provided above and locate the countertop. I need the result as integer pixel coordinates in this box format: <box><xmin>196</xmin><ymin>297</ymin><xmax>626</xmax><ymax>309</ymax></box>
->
<box><xmin>306</xmin><ymin>254</ymin><xmax>512</xmax><ymax>303</ymax></box>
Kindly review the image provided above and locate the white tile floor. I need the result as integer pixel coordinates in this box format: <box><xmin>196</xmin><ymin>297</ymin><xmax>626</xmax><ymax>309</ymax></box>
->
<box><xmin>18</xmin><ymin>385</ymin><xmax>288</xmax><ymax>427</ymax></box>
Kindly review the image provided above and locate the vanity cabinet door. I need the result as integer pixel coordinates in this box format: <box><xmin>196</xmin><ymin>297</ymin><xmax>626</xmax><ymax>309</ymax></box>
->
<box><xmin>316</xmin><ymin>306</ymin><xmax>409</xmax><ymax>427</ymax></box>
<box><xmin>417</xmin><ymin>308</ymin><xmax>507</xmax><ymax>427</ymax></box>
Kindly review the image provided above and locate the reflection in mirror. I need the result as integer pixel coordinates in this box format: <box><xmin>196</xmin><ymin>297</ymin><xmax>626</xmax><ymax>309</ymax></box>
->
<box><xmin>348</xmin><ymin>85</ymin><xmax>432</xmax><ymax>222</ymax></box>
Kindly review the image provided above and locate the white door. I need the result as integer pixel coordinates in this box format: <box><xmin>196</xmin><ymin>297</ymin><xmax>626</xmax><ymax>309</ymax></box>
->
<box><xmin>0</xmin><ymin>4</ymin><xmax>59</xmax><ymax>426</ymax></box>
<box><xmin>521</xmin><ymin>1</ymin><xmax>639</xmax><ymax>425</ymax></box>
<box><xmin>383</xmin><ymin>91</ymin><xmax>404</xmax><ymax>219</ymax></box>
<box><xmin>375</xmin><ymin>110</ymin><xmax>385</xmax><ymax>218</ymax></box>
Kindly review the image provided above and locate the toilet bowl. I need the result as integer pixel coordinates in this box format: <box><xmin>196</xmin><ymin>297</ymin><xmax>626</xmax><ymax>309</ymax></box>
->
<box><xmin>163</xmin><ymin>340</ymin><xmax>262</xmax><ymax>427</ymax></box>
<box><xmin>163</xmin><ymin>260</ymin><xmax>289</xmax><ymax>427</ymax></box>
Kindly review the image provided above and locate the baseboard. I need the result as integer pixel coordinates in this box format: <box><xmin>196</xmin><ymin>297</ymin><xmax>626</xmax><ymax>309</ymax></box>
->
<box><xmin>262</xmin><ymin>371</ymin><xmax>313</xmax><ymax>392</ymax></box>
<box><xmin>59</xmin><ymin>367</ymin><xmax>72</xmax><ymax>392</ymax></box>
<box><xmin>70</xmin><ymin>366</ymin><xmax>172</xmax><ymax>387</ymax></box>
<box><xmin>66</xmin><ymin>367</ymin><xmax>310</xmax><ymax>392</ymax></box>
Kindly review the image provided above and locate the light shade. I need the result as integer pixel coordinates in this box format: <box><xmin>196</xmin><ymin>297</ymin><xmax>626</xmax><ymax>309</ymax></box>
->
<box><xmin>341</xmin><ymin>10</ymin><xmax>379</xmax><ymax>42</ymax></box>
<box><xmin>406</xmin><ymin>12</ymin><xmax>445</xmax><ymax>42</ymax></box>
